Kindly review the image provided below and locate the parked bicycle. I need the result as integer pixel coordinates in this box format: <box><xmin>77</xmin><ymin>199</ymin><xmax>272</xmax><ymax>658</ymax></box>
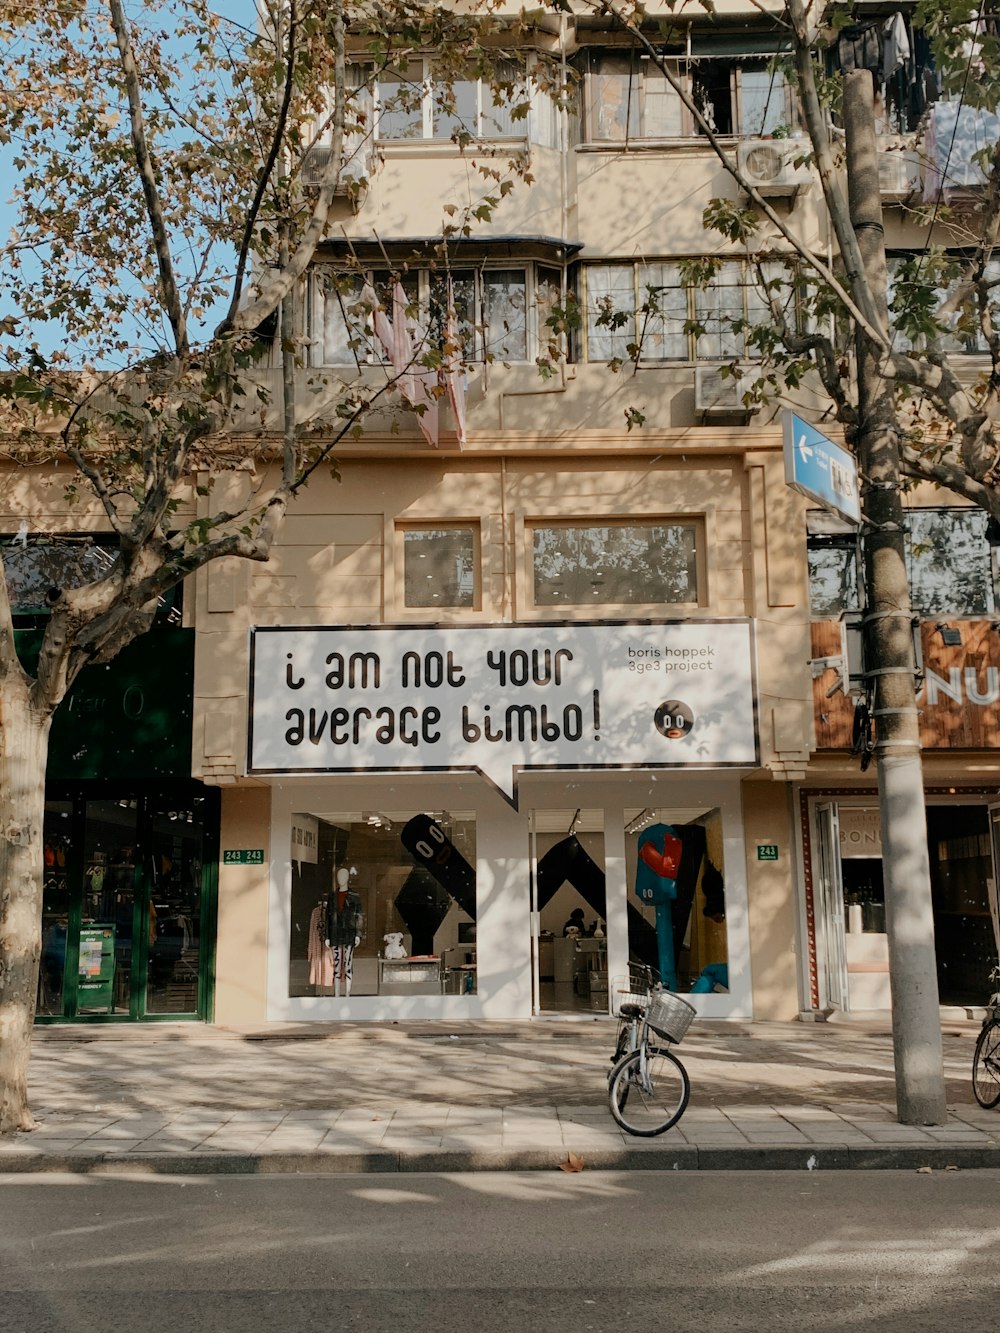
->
<box><xmin>607</xmin><ymin>966</ymin><xmax>696</xmax><ymax>1136</ymax></box>
<box><xmin>973</xmin><ymin>965</ymin><xmax>1000</xmax><ymax>1109</ymax></box>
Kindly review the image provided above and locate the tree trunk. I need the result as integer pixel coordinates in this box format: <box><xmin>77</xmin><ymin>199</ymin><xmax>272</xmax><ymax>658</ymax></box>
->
<box><xmin>844</xmin><ymin>70</ymin><xmax>947</xmax><ymax>1125</ymax></box>
<box><xmin>0</xmin><ymin>671</ymin><xmax>52</xmax><ymax>1134</ymax></box>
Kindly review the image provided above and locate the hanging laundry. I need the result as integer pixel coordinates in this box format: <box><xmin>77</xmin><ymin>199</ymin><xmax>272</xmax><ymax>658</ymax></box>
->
<box><xmin>882</xmin><ymin>12</ymin><xmax>911</xmax><ymax>81</ymax></box>
<box><xmin>362</xmin><ymin>279</ymin><xmax>468</xmax><ymax>447</ymax></box>
<box><xmin>838</xmin><ymin>23</ymin><xmax>883</xmax><ymax>76</ymax></box>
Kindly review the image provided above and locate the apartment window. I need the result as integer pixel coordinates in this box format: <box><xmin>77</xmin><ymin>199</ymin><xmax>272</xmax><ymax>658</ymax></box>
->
<box><xmin>402</xmin><ymin>526</ymin><xmax>478</xmax><ymax>608</ymax></box>
<box><xmin>586</xmin><ymin>54</ymin><xmax>686</xmax><ymax>140</ymax></box>
<box><xmin>694</xmin><ymin>260</ymin><xmax>776</xmax><ymax>360</ymax></box>
<box><xmin>313</xmin><ymin>266</ymin><xmax>533</xmax><ymax>365</ymax></box>
<box><xmin>693</xmin><ymin>59</ymin><xmax>795</xmax><ymax>137</ymax></box>
<box><xmin>530</xmin><ymin>521</ymin><xmax>700</xmax><ymax>606</ymax></box>
<box><xmin>584</xmin><ymin>260</ymin><xmax>787</xmax><ymax>363</ymax></box>
<box><xmin>807</xmin><ymin>508</ymin><xmax>1000</xmax><ymax>618</ymax></box>
<box><xmin>583</xmin><ymin>51</ymin><xmax>794</xmax><ymax>142</ymax></box>
<box><xmin>373</xmin><ymin>59</ymin><xmax>524</xmax><ymax>142</ymax></box>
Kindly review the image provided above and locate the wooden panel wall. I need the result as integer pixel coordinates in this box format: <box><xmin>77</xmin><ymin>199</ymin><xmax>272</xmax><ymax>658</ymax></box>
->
<box><xmin>812</xmin><ymin>619</ymin><xmax>1000</xmax><ymax>750</ymax></box>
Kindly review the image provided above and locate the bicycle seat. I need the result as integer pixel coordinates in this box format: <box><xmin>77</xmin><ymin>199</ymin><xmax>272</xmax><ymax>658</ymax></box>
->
<box><xmin>619</xmin><ymin>1003</ymin><xmax>644</xmax><ymax>1019</ymax></box>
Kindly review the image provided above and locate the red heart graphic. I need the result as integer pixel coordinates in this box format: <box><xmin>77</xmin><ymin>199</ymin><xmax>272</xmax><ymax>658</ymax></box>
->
<box><xmin>639</xmin><ymin>835</ymin><xmax>682</xmax><ymax>880</ymax></box>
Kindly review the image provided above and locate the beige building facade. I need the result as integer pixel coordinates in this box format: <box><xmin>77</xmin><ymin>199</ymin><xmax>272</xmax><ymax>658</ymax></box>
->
<box><xmin>17</xmin><ymin>2</ymin><xmax>1000</xmax><ymax>1026</ymax></box>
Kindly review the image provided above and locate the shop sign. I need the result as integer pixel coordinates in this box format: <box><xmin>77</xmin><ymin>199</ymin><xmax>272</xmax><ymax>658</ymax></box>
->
<box><xmin>290</xmin><ymin>813</ymin><xmax>319</xmax><ymax>865</ymax></box>
<box><xmin>248</xmin><ymin>621</ymin><xmax>758</xmax><ymax>805</ymax></box>
<box><xmin>223</xmin><ymin>849</ymin><xmax>265</xmax><ymax>865</ymax></box>
<box><xmin>757</xmin><ymin>844</ymin><xmax>779</xmax><ymax>861</ymax></box>
<box><xmin>838</xmin><ymin>807</ymin><xmax>882</xmax><ymax>857</ymax></box>
<box><xmin>78</xmin><ymin>925</ymin><xmax>115</xmax><ymax>1009</ymax></box>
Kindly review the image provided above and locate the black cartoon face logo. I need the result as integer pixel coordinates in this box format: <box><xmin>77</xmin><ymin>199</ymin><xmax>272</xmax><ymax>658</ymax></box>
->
<box><xmin>654</xmin><ymin>699</ymin><xmax>694</xmax><ymax>740</ymax></box>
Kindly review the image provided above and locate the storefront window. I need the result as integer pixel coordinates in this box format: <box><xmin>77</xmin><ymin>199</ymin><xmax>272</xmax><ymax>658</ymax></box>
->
<box><xmin>36</xmin><ymin>785</ymin><xmax>215</xmax><ymax>1022</ymax></box>
<box><xmin>808</xmin><ymin>507</ymin><xmax>1000</xmax><ymax>619</ymax></box>
<box><xmin>288</xmin><ymin>810</ymin><xmax>477</xmax><ymax>998</ymax></box>
<box><xmin>530</xmin><ymin>520</ymin><xmax>700</xmax><ymax>606</ymax></box>
<box><xmin>624</xmin><ymin>806</ymin><xmax>728</xmax><ymax>996</ymax></box>
<box><xmin>401</xmin><ymin>526</ymin><xmax>477</xmax><ymax>608</ymax></box>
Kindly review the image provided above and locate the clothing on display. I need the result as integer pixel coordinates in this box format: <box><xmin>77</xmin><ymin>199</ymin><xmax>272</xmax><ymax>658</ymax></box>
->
<box><xmin>325</xmin><ymin>885</ymin><xmax>364</xmax><ymax>948</ymax></box>
<box><xmin>308</xmin><ymin>903</ymin><xmax>335</xmax><ymax>987</ymax></box>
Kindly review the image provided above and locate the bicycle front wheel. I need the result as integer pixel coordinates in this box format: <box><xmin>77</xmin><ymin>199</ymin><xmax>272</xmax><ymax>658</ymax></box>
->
<box><xmin>608</xmin><ymin>1046</ymin><xmax>689</xmax><ymax>1136</ymax></box>
<box><xmin>973</xmin><ymin>1019</ymin><xmax>1000</xmax><ymax>1108</ymax></box>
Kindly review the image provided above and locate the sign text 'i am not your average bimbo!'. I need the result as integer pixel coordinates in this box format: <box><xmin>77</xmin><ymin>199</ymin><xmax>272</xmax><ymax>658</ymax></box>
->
<box><xmin>248</xmin><ymin>624</ymin><xmax>758</xmax><ymax>800</ymax></box>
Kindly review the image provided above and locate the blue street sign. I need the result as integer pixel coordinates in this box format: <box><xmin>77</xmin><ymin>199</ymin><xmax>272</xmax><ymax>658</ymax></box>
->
<box><xmin>782</xmin><ymin>411</ymin><xmax>860</xmax><ymax>525</ymax></box>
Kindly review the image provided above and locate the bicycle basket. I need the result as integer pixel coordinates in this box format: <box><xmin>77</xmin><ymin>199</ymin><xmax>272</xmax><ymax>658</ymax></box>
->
<box><xmin>612</xmin><ymin>968</ymin><xmax>654</xmax><ymax>1013</ymax></box>
<box><xmin>646</xmin><ymin>991</ymin><xmax>696</xmax><ymax>1044</ymax></box>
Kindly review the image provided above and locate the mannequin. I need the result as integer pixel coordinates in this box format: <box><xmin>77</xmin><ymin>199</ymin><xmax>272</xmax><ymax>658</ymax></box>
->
<box><xmin>325</xmin><ymin>867</ymin><xmax>364</xmax><ymax>997</ymax></box>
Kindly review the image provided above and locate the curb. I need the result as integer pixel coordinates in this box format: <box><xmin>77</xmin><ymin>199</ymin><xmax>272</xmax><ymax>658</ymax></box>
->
<box><xmin>2</xmin><ymin>1142</ymin><xmax>1000</xmax><ymax>1175</ymax></box>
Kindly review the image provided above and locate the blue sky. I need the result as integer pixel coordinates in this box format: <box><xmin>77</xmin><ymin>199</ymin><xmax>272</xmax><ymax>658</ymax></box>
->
<box><xmin>0</xmin><ymin>1</ymin><xmax>256</xmax><ymax>366</ymax></box>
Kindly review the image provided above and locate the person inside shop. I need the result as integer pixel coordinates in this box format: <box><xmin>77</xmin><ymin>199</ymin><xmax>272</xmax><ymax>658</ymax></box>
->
<box><xmin>563</xmin><ymin>907</ymin><xmax>586</xmax><ymax>937</ymax></box>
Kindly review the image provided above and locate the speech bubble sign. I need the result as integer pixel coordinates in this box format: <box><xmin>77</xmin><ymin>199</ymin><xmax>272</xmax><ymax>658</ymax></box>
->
<box><xmin>248</xmin><ymin>621</ymin><xmax>758</xmax><ymax>805</ymax></box>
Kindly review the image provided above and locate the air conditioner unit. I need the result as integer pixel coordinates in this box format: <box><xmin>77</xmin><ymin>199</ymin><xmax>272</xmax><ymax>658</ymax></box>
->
<box><xmin>878</xmin><ymin>149</ymin><xmax>922</xmax><ymax>202</ymax></box>
<box><xmin>301</xmin><ymin>143</ymin><xmax>372</xmax><ymax>193</ymax></box>
<box><xmin>736</xmin><ymin>139</ymin><xmax>812</xmax><ymax>197</ymax></box>
<box><xmin>694</xmin><ymin>364</ymin><xmax>758</xmax><ymax>420</ymax></box>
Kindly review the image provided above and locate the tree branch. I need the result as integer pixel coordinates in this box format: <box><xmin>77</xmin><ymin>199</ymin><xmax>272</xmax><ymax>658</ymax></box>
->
<box><xmin>107</xmin><ymin>0</ymin><xmax>189</xmax><ymax>356</ymax></box>
<box><xmin>223</xmin><ymin>1</ymin><xmax>349</xmax><ymax>337</ymax></box>
<box><xmin>222</xmin><ymin>0</ymin><xmax>300</xmax><ymax>330</ymax></box>
<box><xmin>901</xmin><ymin>439</ymin><xmax>1000</xmax><ymax>518</ymax></box>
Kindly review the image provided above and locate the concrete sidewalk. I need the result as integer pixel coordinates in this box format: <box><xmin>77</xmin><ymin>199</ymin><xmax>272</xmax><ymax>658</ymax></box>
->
<box><xmin>1</xmin><ymin>1015</ymin><xmax>998</xmax><ymax>1174</ymax></box>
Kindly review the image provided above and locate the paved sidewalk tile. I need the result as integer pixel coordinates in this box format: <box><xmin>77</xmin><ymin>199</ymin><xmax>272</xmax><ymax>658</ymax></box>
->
<box><xmin>6</xmin><ymin>1017</ymin><xmax>993</xmax><ymax>1174</ymax></box>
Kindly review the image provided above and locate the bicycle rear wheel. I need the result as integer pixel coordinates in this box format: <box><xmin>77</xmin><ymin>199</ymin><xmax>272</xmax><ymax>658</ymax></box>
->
<box><xmin>973</xmin><ymin>1019</ymin><xmax>1000</xmax><ymax>1108</ymax></box>
<box><xmin>608</xmin><ymin>1046</ymin><xmax>689</xmax><ymax>1136</ymax></box>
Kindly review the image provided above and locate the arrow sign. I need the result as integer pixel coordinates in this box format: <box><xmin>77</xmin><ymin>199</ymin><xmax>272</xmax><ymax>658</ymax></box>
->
<box><xmin>782</xmin><ymin>411</ymin><xmax>860</xmax><ymax>525</ymax></box>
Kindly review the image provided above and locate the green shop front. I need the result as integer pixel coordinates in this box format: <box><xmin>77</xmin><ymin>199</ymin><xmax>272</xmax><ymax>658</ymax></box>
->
<box><xmin>27</xmin><ymin>628</ymin><xmax>219</xmax><ymax>1023</ymax></box>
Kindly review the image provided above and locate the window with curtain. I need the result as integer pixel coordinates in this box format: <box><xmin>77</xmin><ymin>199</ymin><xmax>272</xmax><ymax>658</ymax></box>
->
<box><xmin>586</xmin><ymin>54</ymin><xmax>686</xmax><ymax>140</ymax></box>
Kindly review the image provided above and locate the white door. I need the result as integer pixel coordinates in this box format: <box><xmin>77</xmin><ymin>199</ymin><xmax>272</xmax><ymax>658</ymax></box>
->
<box><xmin>815</xmin><ymin>801</ymin><xmax>849</xmax><ymax>1010</ymax></box>
<box><xmin>987</xmin><ymin>804</ymin><xmax>1000</xmax><ymax>963</ymax></box>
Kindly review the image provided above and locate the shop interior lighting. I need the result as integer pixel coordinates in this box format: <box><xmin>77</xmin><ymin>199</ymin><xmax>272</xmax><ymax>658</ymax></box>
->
<box><xmin>624</xmin><ymin>808</ymin><xmax>657</xmax><ymax>835</ymax></box>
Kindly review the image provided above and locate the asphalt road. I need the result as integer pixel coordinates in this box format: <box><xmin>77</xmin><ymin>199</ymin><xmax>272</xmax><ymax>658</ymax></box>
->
<box><xmin>2</xmin><ymin>1169</ymin><xmax>999</xmax><ymax>1332</ymax></box>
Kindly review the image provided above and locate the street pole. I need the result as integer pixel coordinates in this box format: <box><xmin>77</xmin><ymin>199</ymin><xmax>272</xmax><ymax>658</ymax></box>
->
<box><xmin>843</xmin><ymin>69</ymin><xmax>947</xmax><ymax>1125</ymax></box>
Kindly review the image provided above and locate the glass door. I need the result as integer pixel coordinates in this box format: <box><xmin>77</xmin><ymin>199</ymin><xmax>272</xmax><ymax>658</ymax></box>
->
<box><xmin>80</xmin><ymin>797</ymin><xmax>140</xmax><ymax>1016</ymax></box>
<box><xmin>814</xmin><ymin>801</ymin><xmax>848</xmax><ymax>1011</ymax></box>
<box><xmin>986</xmin><ymin>803</ymin><xmax>1000</xmax><ymax>963</ymax></box>
<box><xmin>145</xmin><ymin>800</ymin><xmax>211</xmax><ymax>1014</ymax></box>
<box><xmin>530</xmin><ymin>810</ymin><xmax>608</xmax><ymax>1013</ymax></box>
<box><xmin>37</xmin><ymin>786</ymin><xmax>218</xmax><ymax>1021</ymax></box>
